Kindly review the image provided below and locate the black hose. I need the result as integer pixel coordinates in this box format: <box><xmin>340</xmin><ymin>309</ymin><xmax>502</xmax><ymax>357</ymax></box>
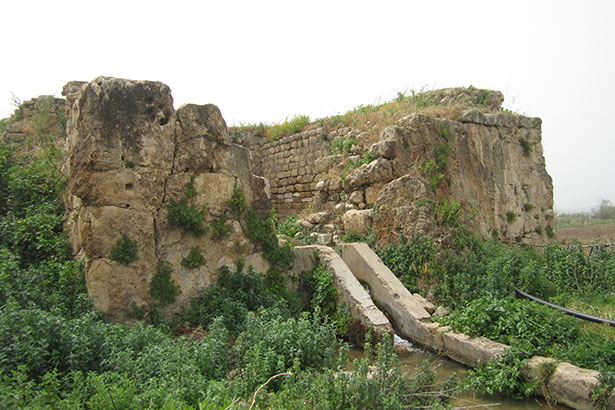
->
<box><xmin>514</xmin><ymin>288</ymin><xmax>615</xmax><ymax>327</ymax></box>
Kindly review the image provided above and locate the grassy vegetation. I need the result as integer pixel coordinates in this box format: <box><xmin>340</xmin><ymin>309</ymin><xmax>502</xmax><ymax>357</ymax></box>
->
<box><xmin>231</xmin><ymin>87</ymin><xmax>500</xmax><ymax>145</ymax></box>
<box><xmin>378</xmin><ymin>232</ymin><xmax>615</xmax><ymax>404</ymax></box>
<box><xmin>556</xmin><ymin>199</ymin><xmax>615</xmax><ymax>229</ymax></box>
<box><xmin>0</xmin><ymin>138</ymin><xmax>461</xmax><ymax>409</ymax></box>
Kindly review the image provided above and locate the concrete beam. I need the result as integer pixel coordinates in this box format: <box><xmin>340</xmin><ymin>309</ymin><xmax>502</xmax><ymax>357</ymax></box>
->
<box><xmin>340</xmin><ymin>242</ymin><xmax>431</xmax><ymax>344</ymax></box>
<box><xmin>292</xmin><ymin>245</ymin><xmax>392</xmax><ymax>339</ymax></box>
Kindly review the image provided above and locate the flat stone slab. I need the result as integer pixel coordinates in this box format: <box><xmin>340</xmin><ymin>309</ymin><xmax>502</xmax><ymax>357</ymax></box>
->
<box><xmin>340</xmin><ymin>242</ymin><xmax>430</xmax><ymax>343</ymax></box>
<box><xmin>441</xmin><ymin>331</ymin><xmax>508</xmax><ymax>368</ymax></box>
<box><xmin>293</xmin><ymin>245</ymin><xmax>392</xmax><ymax>339</ymax></box>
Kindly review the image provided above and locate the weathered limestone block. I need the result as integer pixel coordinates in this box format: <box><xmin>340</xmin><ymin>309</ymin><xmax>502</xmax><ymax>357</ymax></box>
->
<box><xmin>442</xmin><ymin>332</ymin><xmax>508</xmax><ymax>367</ymax></box>
<box><xmin>412</xmin><ymin>293</ymin><xmax>436</xmax><ymax>314</ymax></box>
<box><xmin>364</xmin><ymin>184</ymin><xmax>383</xmax><ymax>205</ymax></box>
<box><xmin>342</xmin><ymin>209</ymin><xmax>373</xmax><ymax>234</ymax></box>
<box><xmin>307</xmin><ymin>211</ymin><xmax>330</xmax><ymax>224</ymax></box>
<box><xmin>63</xmin><ymin>77</ymin><xmax>267</xmax><ymax>319</ymax></box>
<box><xmin>373</xmin><ymin>175</ymin><xmax>434</xmax><ymax>245</ymax></box>
<box><xmin>369</xmin><ymin>140</ymin><xmax>396</xmax><ymax>159</ymax></box>
<box><xmin>545</xmin><ymin>362</ymin><xmax>601</xmax><ymax>410</ymax></box>
<box><xmin>349</xmin><ymin>158</ymin><xmax>393</xmax><ymax>187</ymax></box>
<box><xmin>348</xmin><ymin>190</ymin><xmax>365</xmax><ymax>205</ymax></box>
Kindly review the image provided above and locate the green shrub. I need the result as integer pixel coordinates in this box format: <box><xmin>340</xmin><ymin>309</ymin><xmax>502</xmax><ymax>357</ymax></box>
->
<box><xmin>109</xmin><ymin>233</ymin><xmax>138</xmax><ymax>265</ymax></box>
<box><xmin>226</xmin><ymin>188</ymin><xmax>246</xmax><ymax>218</ymax></box>
<box><xmin>523</xmin><ymin>203</ymin><xmax>534</xmax><ymax>212</ymax></box>
<box><xmin>506</xmin><ymin>210</ymin><xmax>517</xmax><ymax>223</ymax></box>
<box><xmin>185</xmin><ymin>263</ymin><xmax>277</xmax><ymax>334</ymax></box>
<box><xmin>232</xmin><ymin>307</ymin><xmax>338</xmax><ymax>393</ymax></box>
<box><xmin>519</xmin><ymin>137</ymin><xmax>533</xmax><ymax>157</ymax></box>
<box><xmin>149</xmin><ymin>261</ymin><xmax>180</xmax><ymax>306</ymax></box>
<box><xmin>469</xmin><ymin>347</ymin><xmax>535</xmax><ymax>399</ymax></box>
<box><xmin>265</xmin><ymin>334</ymin><xmax>457</xmax><ymax>410</ymax></box>
<box><xmin>244</xmin><ymin>209</ymin><xmax>294</xmax><ymax>271</ymax></box>
<box><xmin>277</xmin><ymin>216</ymin><xmax>299</xmax><ymax>237</ymax></box>
<box><xmin>210</xmin><ymin>214</ymin><xmax>231</xmax><ymax>239</ymax></box>
<box><xmin>439</xmin><ymin>297</ymin><xmax>579</xmax><ymax>353</ymax></box>
<box><xmin>545</xmin><ymin>224</ymin><xmax>554</xmax><ymax>238</ymax></box>
<box><xmin>435</xmin><ymin>199</ymin><xmax>462</xmax><ymax>228</ymax></box>
<box><xmin>168</xmin><ymin>199</ymin><xmax>207</xmax><ymax>236</ymax></box>
<box><xmin>378</xmin><ymin>236</ymin><xmax>437</xmax><ymax>293</ymax></box>
<box><xmin>181</xmin><ymin>247</ymin><xmax>205</xmax><ymax>268</ymax></box>
<box><xmin>301</xmin><ymin>259</ymin><xmax>337</xmax><ymax>317</ymax></box>
<box><xmin>167</xmin><ymin>178</ymin><xmax>207</xmax><ymax>235</ymax></box>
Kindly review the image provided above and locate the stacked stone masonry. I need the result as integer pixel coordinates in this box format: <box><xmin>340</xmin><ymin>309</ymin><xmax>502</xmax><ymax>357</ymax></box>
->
<box><xmin>245</xmin><ymin>129</ymin><xmax>332</xmax><ymax>219</ymax></box>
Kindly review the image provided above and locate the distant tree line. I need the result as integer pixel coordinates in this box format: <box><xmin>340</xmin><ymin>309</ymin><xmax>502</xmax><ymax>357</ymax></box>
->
<box><xmin>592</xmin><ymin>199</ymin><xmax>615</xmax><ymax>220</ymax></box>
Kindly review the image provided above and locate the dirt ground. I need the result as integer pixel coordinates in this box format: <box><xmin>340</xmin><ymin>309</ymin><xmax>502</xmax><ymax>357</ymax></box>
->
<box><xmin>556</xmin><ymin>223</ymin><xmax>615</xmax><ymax>245</ymax></box>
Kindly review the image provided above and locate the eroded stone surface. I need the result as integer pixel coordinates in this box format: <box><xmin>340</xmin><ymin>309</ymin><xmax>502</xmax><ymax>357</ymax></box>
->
<box><xmin>63</xmin><ymin>77</ymin><xmax>266</xmax><ymax>318</ymax></box>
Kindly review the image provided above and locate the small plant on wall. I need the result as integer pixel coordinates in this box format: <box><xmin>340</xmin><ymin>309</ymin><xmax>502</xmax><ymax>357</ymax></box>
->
<box><xmin>211</xmin><ymin>214</ymin><xmax>231</xmax><ymax>239</ymax></box>
<box><xmin>181</xmin><ymin>247</ymin><xmax>205</xmax><ymax>268</ymax></box>
<box><xmin>167</xmin><ymin>177</ymin><xmax>208</xmax><ymax>236</ymax></box>
<box><xmin>149</xmin><ymin>261</ymin><xmax>180</xmax><ymax>306</ymax></box>
<box><xmin>227</xmin><ymin>188</ymin><xmax>246</xmax><ymax>219</ymax></box>
<box><xmin>109</xmin><ymin>233</ymin><xmax>138</xmax><ymax>265</ymax></box>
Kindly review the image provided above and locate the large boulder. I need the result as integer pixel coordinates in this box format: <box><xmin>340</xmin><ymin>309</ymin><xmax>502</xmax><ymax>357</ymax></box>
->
<box><xmin>63</xmin><ymin>77</ymin><xmax>268</xmax><ymax>319</ymax></box>
<box><xmin>373</xmin><ymin>175</ymin><xmax>434</xmax><ymax>245</ymax></box>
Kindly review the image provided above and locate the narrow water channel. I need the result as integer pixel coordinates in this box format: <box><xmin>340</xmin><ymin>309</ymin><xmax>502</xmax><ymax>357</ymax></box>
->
<box><xmin>349</xmin><ymin>347</ymin><xmax>566</xmax><ymax>409</ymax></box>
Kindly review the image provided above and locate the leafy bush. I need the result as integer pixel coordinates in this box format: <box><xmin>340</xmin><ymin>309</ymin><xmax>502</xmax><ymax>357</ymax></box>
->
<box><xmin>439</xmin><ymin>297</ymin><xmax>579</xmax><ymax>354</ymax></box>
<box><xmin>181</xmin><ymin>247</ymin><xmax>205</xmax><ymax>268</ymax></box>
<box><xmin>301</xmin><ymin>259</ymin><xmax>338</xmax><ymax>317</ymax></box>
<box><xmin>185</xmin><ymin>263</ymin><xmax>278</xmax><ymax>334</ymax></box>
<box><xmin>276</xmin><ymin>215</ymin><xmax>299</xmax><ymax>237</ymax></box>
<box><xmin>167</xmin><ymin>199</ymin><xmax>207</xmax><ymax>236</ymax></box>
<box><xmin>469</xmin><ymin>347</ymin><xmax>535</xmax><ymax>399</ymax></box>
<box><xmin>149</xmin><ymin>261</ymin><xmax>180</xmax><ymax>306</ymax></box>
<box><xmin>519</xmin><ymin>137</ymin><xmax>533</xmax><ymax>157</ymax></box>
<box><xmin>109</xmin><ymin>233</ymin><xmax>138</xmax><ymax>265</ymax></box>
<box><xmin>210</xmin><ymin>214</ymin><xmax>231</xmax><ymax>239</ymax></box>
<box><xmin>226</xmin><ymin>188</ymin><xmax>246</xmax><ymax>218</ymax></box>
<box><xmin>378</xmin><ymin>235</ymin><xmax>437</xmax><ymax>293</ymax></box>
<box><xmin>266</xmin><ymin>333</ymin><xmax>457</xmax><ymax>410</ymax></box>
<box><xmin>167</xmin><ymin>177</ymin><xmax>207</xmax><ymax>236</ymax></box>
<box><xmin>232</xmin><ymin>308</ymin><xmax>338</xmax><ymax>393</ymax></box>
<box><xmin>506</xmin><ymin>210</ymin><xmax>517</xmax><ymax>223</ymax></box>
<box><xmin>244</xmin><ymin>209</ymin><xmax>294</xmax><ymax>271</ymax></box>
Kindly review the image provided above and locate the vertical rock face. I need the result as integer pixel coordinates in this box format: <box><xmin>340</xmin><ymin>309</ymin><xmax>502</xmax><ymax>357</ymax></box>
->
<box><xmin>63</xmin><ymin>77</ymin><xmax>268</xmax><ymax>318</ymax></box>
<box><xmin>372</xmin><ymin>111</ymin><xmax>554</xmax><ymax>244</ymax></box>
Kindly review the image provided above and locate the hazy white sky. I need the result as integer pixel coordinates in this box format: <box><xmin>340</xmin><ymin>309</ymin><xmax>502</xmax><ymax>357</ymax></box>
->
<box><xmin>1</xmin><ymin>0</ymin><xmax>613</xmax><ymax>212</ymax></box>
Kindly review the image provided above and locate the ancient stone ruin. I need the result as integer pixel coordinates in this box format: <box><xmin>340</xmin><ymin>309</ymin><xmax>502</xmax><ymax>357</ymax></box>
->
<box><xmin>2</xmin><ymin>77</ymin><xmax>554</xmax><ymax>319</ymax></box>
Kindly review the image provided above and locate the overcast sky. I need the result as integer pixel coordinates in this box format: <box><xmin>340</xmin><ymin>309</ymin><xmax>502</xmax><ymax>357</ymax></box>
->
<box><xmin>1</xmin><ymin>0</ymin><xmax>613</xmax><ymax>213</ymax></box>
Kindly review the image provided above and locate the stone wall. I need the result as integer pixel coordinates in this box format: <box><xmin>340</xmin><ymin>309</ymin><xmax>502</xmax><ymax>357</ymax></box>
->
<box><xmin>241</xmin><ymin>128</ymin><xmax>333</xmax><ymax>219</ymax></box>
<box><xmin>239</xmin><ymin>103</ymin><xmax>554</xmax><ymax>246</ymax></box>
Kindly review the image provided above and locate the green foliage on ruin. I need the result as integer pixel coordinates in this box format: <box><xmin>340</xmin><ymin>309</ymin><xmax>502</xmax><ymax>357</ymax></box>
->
<box><xmin>167</xmin><ymin>178</ymin><xmax>207</xmax><ymax>236</ymax></box>
<box><xmin>226</xmin><ymin>188</ymin><xmax>246</xmax><ymax>219</ymax></box>
<box><xmin>109</xmin><ymin>232</ymin><xmax>138</xmax><ymax>265</ymax></box>
<box><xmin>519</xmin><ymin>136</ymin><xmax>533</xmax><ymax>157</ymax></box>
<box><xmin>181</xmin><ymin>246</ymin><xmax>205</xmax><ymax>269</ymax></box>
<box><xmin>266</xmin><ymin>115</ymin><xmax>310</xmax><ymax>140</ymax></box>
<box><xmin>244</xmin><ymin>209</ymin><xmax>294</xmax><ymax>271</ymax></box>
<box><xmin>149</xmin><ymin>261</ymin><xmax>180</xmax><ymax>306</ymax></box>
<box><xmin>210</xmin><ymin>214</ymin><xmax>231</xmax><ymax>240</ymax></box>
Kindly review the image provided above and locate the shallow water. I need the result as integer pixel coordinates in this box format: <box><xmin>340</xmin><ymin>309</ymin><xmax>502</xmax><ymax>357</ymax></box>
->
<box><xmin>349</xmin><ymin>347</ymin><xmax>566</xmax><ymax>409</ymax></box>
